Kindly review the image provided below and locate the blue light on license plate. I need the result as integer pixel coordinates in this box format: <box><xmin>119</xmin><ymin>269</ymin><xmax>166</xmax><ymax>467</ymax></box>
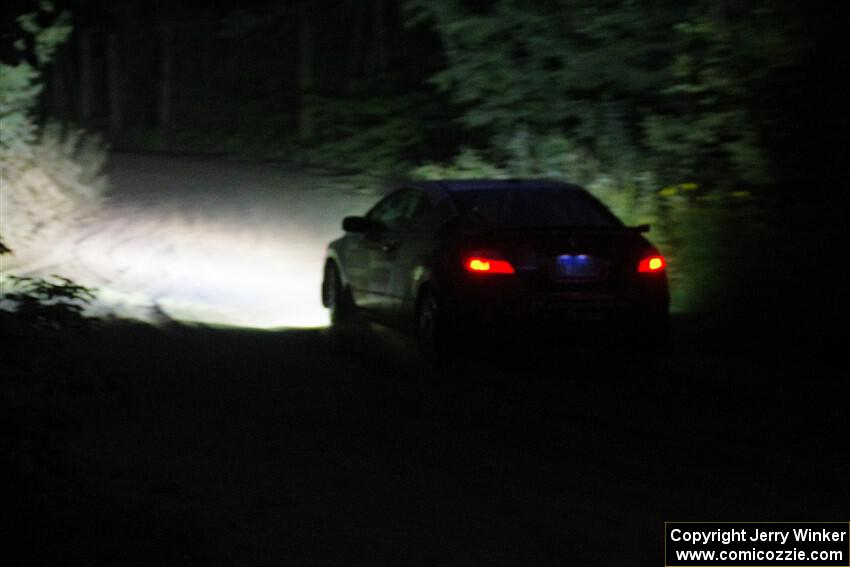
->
<box><xmin>555</xmin><ymin>254</ymin><xmax>605</xmax><ymax>279</ymax></box>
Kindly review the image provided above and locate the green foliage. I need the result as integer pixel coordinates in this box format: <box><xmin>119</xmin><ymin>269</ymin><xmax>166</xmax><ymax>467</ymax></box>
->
<box><xmin>406</xmin><ymin>0</ymin><xmax>663</xmax><ymax>173</ymax></box>
<box><xmin>641</xmin><ymin>17</ymin><xmax>775</xmax><ymax>186</ymax></box>
<box><xmin>0</xmin><ymin>3</ymin><xmax>71</xmax><ymax>153</ymax></box>
<box><xmin>36</xmin><ymin>122</ymin><xmax>108</xmax><ymax>189</ymax></box>
<box><xmin>412</xmin><ymin>146</ymin><xmax>507</xmax><ymax>180</ymax></box>
<box><xmin>1</xmin><ymin>275</ymin><xmax>97</xmax><ymax>331</ymax></box>
<box><xmin>406</xmin><ymin>0</ymin><xmax>804</xmax><ymax>190</ymax></box>
<box><xmin>1</xmin><ymin>4</ymin><xmax>105</xmax><ymax>258</ymax></box>
<box><xmin>305</xmin><ymin>94</ymin><xmax>424</xmax><ymax>176</ymax></box>
<box><xmin>1</xmin><ymin>268</ymin><xmax>101</xmax><ymax>490</ymax></box>
<box><xmin>0</xmin><ymin>62</ymin><xmax>41</xmax><ymax>152</ymax></box>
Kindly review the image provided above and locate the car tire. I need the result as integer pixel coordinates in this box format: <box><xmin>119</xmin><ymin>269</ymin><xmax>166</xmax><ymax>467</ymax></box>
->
<box><xmin>415</xmin><ymin>288</ymin><xmax>446</xmax><ymax>359</ymax></box>
<box><xmin>623</xmin><ymin>313</ymin><xmax>672</xmax><ymax>356</ymax></box>
<box><xmin>323</xmin><ymin>261</ymin><xmax>355</xmax><ymax>327</ymax></box>
<box><xmin>649</xmin><ymin>315</ymin><xmax>673</xmax><ymax>354</ymax></box>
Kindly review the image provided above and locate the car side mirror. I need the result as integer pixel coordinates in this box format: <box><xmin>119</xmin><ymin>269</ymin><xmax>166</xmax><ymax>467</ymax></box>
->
<box><xmin>343</xmin><ymin>216</ymin><xmax>381</xmax><ymax>234</ymax></box>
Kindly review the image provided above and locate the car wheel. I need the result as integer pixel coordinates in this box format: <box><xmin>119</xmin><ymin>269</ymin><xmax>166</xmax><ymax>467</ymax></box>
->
<box><xmin>323</xmin><ymin>261</ymin><xmax>354</xmax><ymax>326</ymax></box>
<box><xmin>622</xmin><ymin>313</ymin><xmax>672</xmax><ymax>356</ymax></box>
<box><xmin>648</xmin><ymin>315</ymin><xmax>673</xmax><ymax>354</ymax></box>
<box><xmin>416</xmin><ymin>288</ymin><xmax>444</xmax><ymax>358</ymax></box>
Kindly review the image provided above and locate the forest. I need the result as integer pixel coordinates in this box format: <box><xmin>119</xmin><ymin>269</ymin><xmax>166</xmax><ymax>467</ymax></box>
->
<box><xmin>2</xmin><ymin>0</ymin><xmax>846</xmax><ymax>319</ymax></box>
<box><xmin>8</xmin><ymin>0</ymin><xmax>835</xmax><ymax>178</ymax></box>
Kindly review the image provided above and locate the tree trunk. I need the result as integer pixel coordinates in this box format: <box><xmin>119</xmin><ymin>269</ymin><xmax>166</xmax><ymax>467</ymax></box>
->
<box><xmin>370</xmin><ymin>0</ymin><xmax>386</xmax><ymax>75</ymax></box>
<box><xmin>50</xmin><ymin>46</ymin><xmax>67</xmax><ymax>121</ymax></box>
<box><xmin>61</xmin><ymin>41</ymin><xmax>79</xmax><ymax>121</ymax></box>
<box><xmin>158</xmin><ymin>21</ymin><xmax>174</xmax><ymax>129</ymax></box>
<box><xmin>79</xmin><ymin>28</ymin><xmax>94</xmax><ymax>123</ymax></box>
<box><xmin>298</xmin><ymin>2</ymin><xmax>313</xmax><ymax>143</ymax></box>
<box><xmin>346</xmin><ymin>1</ymin><xmax>365</xmax><ymax>93</ymax></box>
<box><xmin>106</xmin><ymin>32</ymin><xmax>124</xmax><ymax>136</ymax></box>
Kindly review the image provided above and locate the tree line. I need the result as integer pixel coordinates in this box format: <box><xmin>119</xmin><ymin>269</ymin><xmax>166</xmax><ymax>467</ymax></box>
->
<box><xmin>21</xmin><ymin>0</ymin><xmax>832</xmax><ymax>193</ymax></box>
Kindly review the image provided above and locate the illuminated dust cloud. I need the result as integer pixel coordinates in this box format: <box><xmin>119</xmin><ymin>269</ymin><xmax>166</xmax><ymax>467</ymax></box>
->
<box><xmin>4</xmin><ymin>154</ymin><xmax>377</xmax><ymax>329</ymax></box>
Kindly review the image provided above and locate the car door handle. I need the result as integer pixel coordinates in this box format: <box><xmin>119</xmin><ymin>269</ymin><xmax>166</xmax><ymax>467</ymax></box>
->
<box><xmin>381</xmin><ymin>241</ymin><xmax>398</xmax><ymax>253</ymax></box>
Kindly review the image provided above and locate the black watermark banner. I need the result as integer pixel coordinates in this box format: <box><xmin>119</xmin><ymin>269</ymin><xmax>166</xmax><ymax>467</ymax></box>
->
<box><xmin>665</xmin><ymin>523</ymin><xmax>849</xmax><ymax>566</ymax></box>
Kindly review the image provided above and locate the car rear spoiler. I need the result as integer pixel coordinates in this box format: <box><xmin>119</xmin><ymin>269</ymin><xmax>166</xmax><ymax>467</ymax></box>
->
<box><xmin>482</xmin><ymin>224</ymin><xmax>651</xmax><ymax>234</ymax></box>
<box><xmin>440</xmin><ymin>219</ymin><xmax>652</xmax><ymax>237</ymax></box>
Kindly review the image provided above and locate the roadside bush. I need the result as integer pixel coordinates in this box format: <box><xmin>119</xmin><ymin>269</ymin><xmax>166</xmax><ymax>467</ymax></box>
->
<box><xmin>0</xmin><ymin>124</ymin><xmax>107</xmax><ymax>269</ymax></box>
<box><xmin>1</xmin><ymin>274</ymin><xmax>97</xmax><ymax>332</ymax></box>
<box><xmin>411</xmin><ymin>146</ymin><xmax>507</xmax><ymax>180</ymax></box>
<box><xmin>304</xmin><ymin>94</ymin><xmax>425</xmax><ymax>177</ymax></box>
<box><xmin>1</xmin><ymin>3</ymin><xmax>107</xmax><ymax>484</ymax></box>
<box><xmin>1</xmin><ymin>4</ymin><xmax>106</xmax><ymax>268</ymax></box>
<box><xmin>1</xmin><ymin>252</ymin><xmax>101</xmax><ymax>487</ymax></box>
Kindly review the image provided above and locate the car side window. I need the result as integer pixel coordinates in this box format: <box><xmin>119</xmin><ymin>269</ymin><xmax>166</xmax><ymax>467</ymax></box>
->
<box><xmin>407</xmin><ymin>192</ymin><xmax>434</xmax><ymax>232</ymax></box>
<box><xmin>366</xmin><ymin>190</ymin><xmax>422</xmax><ymax>232</ymax></box>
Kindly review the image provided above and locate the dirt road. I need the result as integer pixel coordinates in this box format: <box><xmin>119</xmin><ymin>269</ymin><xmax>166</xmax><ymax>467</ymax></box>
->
<box><xmin>7</xmin><ymin>153</ymin><xmax>376</xmax><ymax>328</ymax></box>
<box><xmin>13</xmin><ymin>320</ymin><xmax>848</xmax><ymax>566</ymax></box>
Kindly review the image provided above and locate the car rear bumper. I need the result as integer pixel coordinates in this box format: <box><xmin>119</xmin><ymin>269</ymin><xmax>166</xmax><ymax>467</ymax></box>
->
<box><xmin>441</xmin><ymin>278</ymin><xmax>669</xmax><ymax>339</ymax></box>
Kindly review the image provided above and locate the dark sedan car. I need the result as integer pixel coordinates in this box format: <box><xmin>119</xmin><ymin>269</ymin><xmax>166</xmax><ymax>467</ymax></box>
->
<box><xmin>322</xmin><ymin>180</ymin><xmax>669</xmax><ymax>354</ymax></box>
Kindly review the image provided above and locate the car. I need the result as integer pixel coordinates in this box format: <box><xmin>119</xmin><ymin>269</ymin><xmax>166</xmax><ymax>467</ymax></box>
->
<box><xmin>322</xmin><ymin>179</ymin><xmax>669</xmax><ymax>354</ymax></box>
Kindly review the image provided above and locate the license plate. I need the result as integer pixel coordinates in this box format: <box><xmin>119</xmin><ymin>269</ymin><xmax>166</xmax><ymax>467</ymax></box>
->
<box><xmin>553</xmin><ymin>254</ymin><xmax>608</xmax><ymax>281</ymax></box>
<box><xmin>529</xmin><ymin>299</ymin><xmax>611</xmax><ymax>320</ymax></box>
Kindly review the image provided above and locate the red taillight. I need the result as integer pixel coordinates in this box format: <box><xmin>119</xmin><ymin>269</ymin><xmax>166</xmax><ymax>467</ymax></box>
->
<box><xmin>464</xmin><ymin>251</ymin><xmax>515</xmax><ymax>275</ymax></box>
<box><xmin>637</xmin><ymin>255</ymin><xmax>666</xmax><ymax>273</ymax></box>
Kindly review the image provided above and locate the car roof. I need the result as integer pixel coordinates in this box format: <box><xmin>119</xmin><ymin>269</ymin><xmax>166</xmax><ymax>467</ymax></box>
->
<box><xmin>384</xmin><ymin>179</ymin><xmax>602</xmax><ymax>230</ymax></box>
<box><xmin>409</xmin><ymin>179</ymin><xmax>582</xmax><ymax>195</ymax></box>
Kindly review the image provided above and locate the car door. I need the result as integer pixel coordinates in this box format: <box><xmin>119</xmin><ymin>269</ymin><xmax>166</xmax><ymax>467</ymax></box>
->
<box><xmin>357</xmin><ymin>189</ymin><xmax>421</xmax><ymax>320</ymax></box>
<box><xmin>385</xmin><ymin>191</ymin><xmax>437</xmax><ymax>325</ymax></box>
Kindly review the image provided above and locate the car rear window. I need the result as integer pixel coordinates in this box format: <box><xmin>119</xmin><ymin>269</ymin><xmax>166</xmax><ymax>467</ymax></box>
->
<box><xmin>450</xmin><ymin>188</ymin><xmax>620</xmax><ymax>228</ymax></box>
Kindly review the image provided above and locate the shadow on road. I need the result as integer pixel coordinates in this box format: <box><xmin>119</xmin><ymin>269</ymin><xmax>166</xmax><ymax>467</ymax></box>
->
<box><xmin>6</xmin><ymin>315</ymin><xmax>848</xmax><ymax>566</ymax></box>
